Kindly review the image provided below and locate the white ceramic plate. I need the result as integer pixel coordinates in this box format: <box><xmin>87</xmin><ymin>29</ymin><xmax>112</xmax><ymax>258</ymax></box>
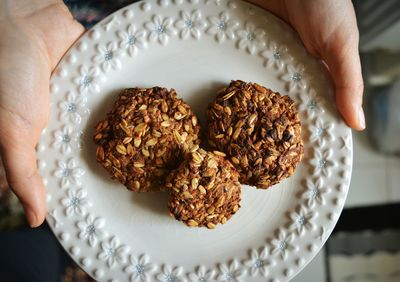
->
<box><xmin>38</xmin><ymin>0</ymin><xmax>353</xmax><ymax>281</ymax></box>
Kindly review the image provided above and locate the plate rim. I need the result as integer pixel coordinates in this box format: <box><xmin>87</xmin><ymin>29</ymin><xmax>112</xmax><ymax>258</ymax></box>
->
<box><xmin>40</xmin><ymin>0</ymin><xmax>353</xmax><ymax>281</ymax></box>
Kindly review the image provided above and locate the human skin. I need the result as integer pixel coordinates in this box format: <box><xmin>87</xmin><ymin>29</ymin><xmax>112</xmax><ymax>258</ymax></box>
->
<box><xmin>247</xmin><ymin>0</ymin><xmax>365</xmax><ymax>131</ymax></box>
<box><xmin>0</xmin><ymin>0</ymin><xmax>84</xmax><ymax>227</ymax></box>
<box><xmin>0</xmin><ymin>0</ymin><xmax>364</xmax><ymax>227</ymax></box>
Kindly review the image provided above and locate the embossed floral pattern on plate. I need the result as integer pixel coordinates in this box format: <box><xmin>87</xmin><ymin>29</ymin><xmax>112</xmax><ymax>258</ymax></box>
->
<box><xmin>175</xmin><ymin>10</ymin><xmax>207</xmax><ymax>39</ymax></box>
<box><xmin>207</xmin><ymin>12</ymin><xmax>239</xmax><ymax>43</ymax></box>
<box><xmin>243</xmin><ymin>247</ymin><xmax>270</xmax><ymax>277</ymax></box>
<box><xmin>58</xmin><ymin>91</ymin><xmax>89</xmax><ymax>124</ymax></box>
<box><xmin>145</xmin><ymin>15</ymin><xmax>176</xmax><ymax>45</ymax></box>
<box><xmin>39</xmin><ymin>0</ymin><xmax>353</xmax><ymax>281</ymax></box>
<box><xmin>117</xmin><ymin>24</ymin><xmax>147</xmax><ymax>57</ymax></box>
<box><xmin>236</xmin><ymin>21</ymin><xmax>266</xmax><ymax>55</ymax></box>
<box><xmin>54</xmin><ymin>158</ymin><xmax>85</xmax><ymax>188</ymax></box>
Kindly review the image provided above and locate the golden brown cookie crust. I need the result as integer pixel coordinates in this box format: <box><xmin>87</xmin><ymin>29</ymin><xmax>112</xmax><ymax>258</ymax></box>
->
<box><xmin>166</xmin><ymin>149</ymin><xmax>241</xmax><ymax>229</ymax></box>
<box><xmin>94</xmin><ymin>87</ymin><xmax>200</xmax><ymax>192</ymax></box>
<box><xmin>206</xmin><ymin>80</ymin><xmax>304</xmax><ymax>189</ymax></box>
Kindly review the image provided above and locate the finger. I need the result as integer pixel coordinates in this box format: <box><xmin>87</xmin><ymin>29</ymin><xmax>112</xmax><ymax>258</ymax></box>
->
<box><xmin>321</xmin><ymin>36</ymin><xmax>365</xmax><ymax>131</ymax></box>
<box><xmin>29</xmin><ymin>2</ymin><xmax>86</xmax><ymax>70</ymax></box>
<box><xmin>1</xmin><ymin>142</ymin><xmax>46</xmax><ymax>227</ymax></box>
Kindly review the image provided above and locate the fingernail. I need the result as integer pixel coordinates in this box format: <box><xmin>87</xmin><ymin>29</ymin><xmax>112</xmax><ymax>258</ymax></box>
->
<box><xmin>358</xmin><ymin>106</ymin><xmax>366</xmax><ymax>130</ymax></box>
<box><xmin>25</xmin><ymin>207</ymin><xmax>39</xmax><ymax>228</ymax></box>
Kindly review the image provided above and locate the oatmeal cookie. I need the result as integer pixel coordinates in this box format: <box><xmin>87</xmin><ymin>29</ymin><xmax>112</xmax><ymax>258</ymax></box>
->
<box><xmin>166</xmin><ymin>149</ymin><xmax>241</xmax><ymax>229</ymax></box>
<box><xmin>206</xmin><ymin>80</ymin><xmax>303</xmax><ymax>189</ymax></box>
<box><xmin>94</xmin><ymin>87</ymin><xmax>200</xmax><ymax>192</ymax></box>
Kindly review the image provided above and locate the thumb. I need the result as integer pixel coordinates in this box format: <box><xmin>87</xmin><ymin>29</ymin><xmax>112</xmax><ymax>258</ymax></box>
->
<box><xmin>1</xmin><ymin>141</ymin><xmax>46</xmax><ymax>227</ymax></box>
<box><xmin>321</xmin><ymin>36</ymin><xmax>365</xmax><ymax>131</ymax></box>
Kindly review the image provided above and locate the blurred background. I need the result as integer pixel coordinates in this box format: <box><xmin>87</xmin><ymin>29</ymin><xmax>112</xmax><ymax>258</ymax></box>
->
<box><xmin>0</xmin><ymin>0</ymin><xmax>399</xmax><ymax>281</ymax></box>
<box><xmin>297</xmin><ymin>1</ymin><xmax>400</xmax><ymax>281</ymax></box>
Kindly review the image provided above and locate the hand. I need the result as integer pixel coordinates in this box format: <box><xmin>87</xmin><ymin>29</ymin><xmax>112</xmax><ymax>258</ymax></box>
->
<box><xmin>247</xmin><ymin>0</ymin><xmax>365</xmax><ymax>130</ymax></box>
<box><xmin>0</xmin><ymin>0</ymin><xmax>84</xmax><ymax>227</ymax></box>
